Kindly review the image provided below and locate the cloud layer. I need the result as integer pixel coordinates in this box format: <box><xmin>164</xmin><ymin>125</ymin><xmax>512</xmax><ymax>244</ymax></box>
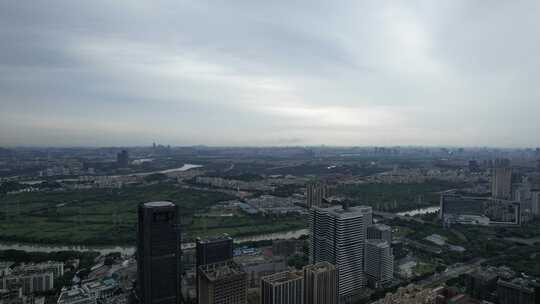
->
<box><xmin>1</xmin><ymin>1</ymin><xmax>540</xmax><ymax>147</ymax></box>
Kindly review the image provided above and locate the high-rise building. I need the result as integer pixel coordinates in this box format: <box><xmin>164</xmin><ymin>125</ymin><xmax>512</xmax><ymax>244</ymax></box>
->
<box><xmin>309</xmin><ymin>205</ymin><xmax>372</xmax><ymax>300</ymax></box>
<box><xmin>531</xmin><ymin>190</ymin><xmax>540</xmax><ymax>216</ymax></box>
<box><xmin>196</xmin><ymin>235</ymin><xmax>234</xmax><ymax>270</ymax></box>
<box><xmin>303</xmin><ymin>262</ymin><xmax>337</xmax><ymax>304</ymax></box>
<box><xmin>198</xmin><ymin>261</ymin><xmax>247</xmax><ymax>304</ymax></box>
<box><xmin>464</xmin><ymin>269</ymin><xmax>498</xmax><ymax>302</ymax></box>
<box><xmin>497</xmin><ymin>278</ymin><xmax>540</xmax><ymax>304</ymax></box>
<box><xmin>367</xmin><ymin>224</ymin><xmax>392</xmax><ymax>244</ymax></box>
<box><xmin>137</xmin><ymin>201</ymin><xmax>180</xmax><ymax>304</ymax></box>
<box><xmin>306</xmin><ymin>182</ymin><xmax>330</xmax><ymax>209</ymax></box>
<box><xmin>196</xmin><ymin>235</ymin><xmax>234</xmax><ymax>298</ymax></box>
<box><xmin>117</xmin><ymin>150</ymin><xmax>130</xmax><ymax>168</ymax></box>
<box><xmin>364</xmin><ymin>240</ymin><xmax>394</xmax><ymax>288</ymax></box>
<box><xmin>261</xmin><ymin>270</ymin><xmax>304</xmax><ymax>304</ymax></box>
<box><xmin>492</xmin><ymin>159</ymin><xmax>512</xmax><ymax>200</ymax></box>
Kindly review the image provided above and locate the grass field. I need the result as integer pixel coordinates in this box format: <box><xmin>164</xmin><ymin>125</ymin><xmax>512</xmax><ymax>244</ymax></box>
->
<box><xmin>0</xmin><ymin>185</ymin><xmax>306</xmax><ymax>245</ymax></box>
<box><xmin>338</xmin><ymin>181</ymin><xmax>468</xmax><ymax>212</ymax></box>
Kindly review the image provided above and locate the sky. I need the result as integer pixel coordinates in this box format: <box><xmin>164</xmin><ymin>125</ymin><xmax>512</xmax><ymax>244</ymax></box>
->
<box><xmin>1</xmin><ymin>1</ymin><xmax>540</xmax><ymax>148</ymax></box>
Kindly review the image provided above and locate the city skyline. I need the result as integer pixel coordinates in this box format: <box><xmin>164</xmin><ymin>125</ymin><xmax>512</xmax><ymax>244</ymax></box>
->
<box><xmin>2</xmin><ymin>1</ymin><xmax>540</xmax><ymax>147</ymax></box>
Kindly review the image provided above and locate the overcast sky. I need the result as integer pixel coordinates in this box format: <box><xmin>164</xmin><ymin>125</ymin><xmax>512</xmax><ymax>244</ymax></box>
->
<box><xmin>1</xmin><ymin>1</ymin><xmax>539</xmax><ymax>147</ymax></box>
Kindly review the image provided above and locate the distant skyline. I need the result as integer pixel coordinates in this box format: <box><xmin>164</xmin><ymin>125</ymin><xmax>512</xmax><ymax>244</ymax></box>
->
<box><xmin>2</xmin><ymin>1</ymin><xmax>540</xmax><ymax>148</ymax></box>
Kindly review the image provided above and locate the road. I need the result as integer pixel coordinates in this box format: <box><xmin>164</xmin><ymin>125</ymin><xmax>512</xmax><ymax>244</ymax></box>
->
<box><xmin>417</xmin><ymin>258</ymin><xmax>486</xmax><ymax>287</ymax></box>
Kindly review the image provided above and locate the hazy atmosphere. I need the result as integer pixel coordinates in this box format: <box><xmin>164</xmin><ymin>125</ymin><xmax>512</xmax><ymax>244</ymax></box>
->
<box><xmin>1</xmin><ymin>1</ymin><xmax>540</xmax><ymax>147</ymax></box>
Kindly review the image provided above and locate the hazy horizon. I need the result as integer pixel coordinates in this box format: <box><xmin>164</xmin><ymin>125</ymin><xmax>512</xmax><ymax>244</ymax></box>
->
<box><xmin>2</xmin><ymin>1</ymin><xmax>540</xmax><ymax>147</ymax></box>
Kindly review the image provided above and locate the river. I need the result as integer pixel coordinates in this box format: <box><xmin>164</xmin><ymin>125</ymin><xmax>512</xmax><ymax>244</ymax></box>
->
<box><xmin>0</xmin><ymin>206</ymin><xmax>436</xmax><ymax>255</ymax></box>
<box><xmin>20</xmin><ymin>164</ymin><xmax>204</xmax><ymax>185</ymax></box>
<box><xmin>0</xmin><ymin>229</ymin><xmax>309</xmax><ymax>255</ymax></box>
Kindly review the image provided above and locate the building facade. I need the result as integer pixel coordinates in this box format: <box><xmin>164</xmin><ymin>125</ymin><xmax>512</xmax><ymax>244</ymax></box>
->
<box><xmin>364</xmin><ymin>240</ymin><xmax>394</xmax><ymax>288</ymax></box>
<box><xmin>198</xmin><ymin>261</ymin><xmax>247</xmax><ymax>304</ymax></box>
<box><xmin>497</xmin><ymin>279</ymin><xmax>539</xmax><ymax>304</ymax></box>
<box><xmin>137</xmin><ymin>201</ymin><xmax>180</xmax><ymax>304</ymax></box>
<box><xmin>309</xmin><ymin>205</ymin><xmax>372</xmax><ymax>300</ymax></box>
<box><xmin>306</xmin><ymin>182</ymin><xmax>329</xmax><ymax>209</ymax></box>
<box><xmin>531</xmin><ymin>190</ymin><xmax>540</xmax><ymax>216</ymax></box>
<box><xmin>303</xmin><ymin>262</ymin><xmax>337</xmax><ymax>304</ymax></box>
<box><xmin>260</xmin><ymin>271</ymin><xmax>304</xmax><ymax>304</ymax></box>
<box><xmin>196</xmin><ymin>236</ymin><xmax>234</xmax><ymax>298</ymax></box>
<box><xmin>492</xmin><ymin>159</ymin><xmax>512</xmax><ymax>200</ymax></box>
<box><xmin>367</xmin><ymin>224</ymin><xmax>392</xmax><ymax>244</ymax></box>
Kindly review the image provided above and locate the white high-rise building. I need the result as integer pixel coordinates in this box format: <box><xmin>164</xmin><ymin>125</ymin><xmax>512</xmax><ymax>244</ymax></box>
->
<box><xmin>309</xmin><ymin>205</ymin><xmax>372</xmax><ymax>300</ymax></box>
<box><xmin>364</xmin><ymin>240</ymin><xmax>394</xmax><ymax>288</ymax></box>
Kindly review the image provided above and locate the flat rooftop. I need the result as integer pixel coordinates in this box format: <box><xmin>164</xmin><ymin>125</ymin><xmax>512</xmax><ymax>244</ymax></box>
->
<box><xmin>262</xmin><ymin>271</ymin><xmax>303</xmax><ymax>285</ymax></box>
<box><xmin>372</xmin><ymin>223</ymin><xmax>391</xmax><ymax>231</ymax></box>
<box><xmin>317</xmin><ymin>205</ymin><xmax>372</xmax><ymax>217</ymax></box>
<box><xmin>197</xmin><ymin>234</ymin><xmax>232</xmax><ymax>244</ymax></box>
<box><xmin>199</xmin><ymin>261</ymin><xmax>245</xmax><ymax>281</ymax></box>
<box><xmin>304</xmin><ymin>261</ymin><xmax>335</xmax><ymax>273</ymax></box>
<box><xmin>143</xmin><ymin>201</ymin><xmax>175</xmax><ymax>208</ymax></box>
<box><xmin>366</xmin><ymin>239</ymin><xmax>390</xmax><ymax>248</ymax></box>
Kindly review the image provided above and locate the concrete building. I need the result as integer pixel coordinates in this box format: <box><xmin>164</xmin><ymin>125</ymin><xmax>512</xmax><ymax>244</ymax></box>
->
<box><xmin>272</xmin><ymin>240</ymin><xmax>301</xmax><ymax>258</ymax></box>
<box><xmin>364</xmin><ymin>240</ymin><xmax>394</xmax><ymax>288</ymax></box>
<box><xmin>492</xmin><ymin>159</ymin><xmax>512</xmax><ymax>200</ymax></box>
<box><xmin>57</xmin><ymin>287</ymin><xmax>97</xmax><ymax>304</ymax></box>
<box><xmin>367</xmin><ymin>224</ymin><xmax>392</xmax><ymax>244</ymax></box>
<box><xmin>306</xmin><ymin>182</ymin><xmax>329</xmax><ymax>209</ymax></box>
<box><xmin>464</xmin><ymin>269</ymin><xmax>498</xmax><ymax>302</ymax></box>
<box><xmin>0</xmin><ymin>287</ymin><xmax>42</xmax><ymax>304</ymax></box>
<box><xmin>137</xmin><ymin>201</ymin><xmax>180</xmax><ymax>304</ymax></box>
<box><xmin>261</xmin><ymin>271</ymin><xmax>304</xmax><ymax>304</ymax></box>
<box><xmin>303</xmin><ymin>262</ymin><xmax>337</xmax><ymax>304</ymax></box>
<box><xmin>196</xmin><ymin>235</ymin><xmax>234</xmax><ymax>298</ymax></box>
<box><xmin>116</xmin><ymin>150</ymin><xmax>129</xmax><ymax>168</ymax></box>
<box><xmin>81</xmin><ymin>279</ymin><xmax>118</xmax><ymax>303</ymax></box>
<box><xmin>0</xmin><ymin>262</ymin><xmax>13</xmax><ymax>277</ymax></box>
<box><xmin>309</xmin><ymin>205</ymin><xmax>372</xmax><ymax>301</ymax></box>
<box><xmin>196</xmin><ymin>236</ymin><xmax>234</xmax><ymax>268</ymax></box>
<box><xmin>531</xmin><ymin>190</ymin><xmax>540</xmax><ymax>216</ymax></box>
<box><xmin>439</xmin><ymin>194</ymin><xmax>521</xmax><ymax>226</ymax></box>
<box><xmin>198</xmin><ymin>261</ymin><xmax>247</xmax><ymax>304</ymax></box>
<box><xmin>14</xmin><ymin>262</ymin><xmax>64</xmax><ymax>281</ymax></box>
<box><xmin>1</xmin><ymin>272</ymin><xmax>54</xmax><ymax>295</ymax></box>
<box><xmin>497</xmin><ymin>278</ymin><xmax>540</xmax><ymax>304</ymax></box>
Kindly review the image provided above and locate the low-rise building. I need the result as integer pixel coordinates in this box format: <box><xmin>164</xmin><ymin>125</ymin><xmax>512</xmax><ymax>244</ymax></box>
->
<box><xmin>57</xmin><ymin>287</ymin><xmax>97</xmax><ymax>304</ymax></box>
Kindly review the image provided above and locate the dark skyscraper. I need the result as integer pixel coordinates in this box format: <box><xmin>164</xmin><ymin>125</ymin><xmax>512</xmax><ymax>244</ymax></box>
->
<box><xmin>137</xmin><ymin>201</ymin><xmax>181</xmax><ymax>304</ymax></box>
<box><xmin>196</xmin><ymin>235</ymin><xmax>234</xmax><ymax>298</ymax></box>
<box><xmin>196</xmin><ymin>235</ymin><xmax>234</xmax><ymax>269</ymax></box>
<box><xmin>117</xmin><ymin>150</ymin><xmax>130</xmax><ymax>168</ymax></box>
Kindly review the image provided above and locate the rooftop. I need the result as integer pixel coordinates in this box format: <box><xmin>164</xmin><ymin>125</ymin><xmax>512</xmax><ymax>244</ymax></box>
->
<box><xmin>304</xmin><ymin>261</ymin><xmax>335</xmax><ymax>273</ymax></box>
<box><xmin>199</xmin><ymin>261</ymin><xmax>245</xmax><ymax>282</ymax></box>
<box><xmin>366</xmin><ymin>239</ymin><xmax>390</xmax><ymax>248</ymax></box>
<box><xmin>315</xmin><ymin>205</ymin><xmax>372</xmax><ymax>217</ymax></box>
<box><xmin>372</xmin><ymin>223</ymin><xmax>391</xmax><ymax>231</ymax></box>
<box><xmin>143</xmin><ymin>201</ymin><xmax>175</xmax><ymax>208</ymax></box>
<box><xmin>196</xmin><ymin>234</ymin><xmax>233</xmax><ymax>244</ymax></box>
<box><xmin>262</xmin><ymin>270</ymin><xmax>303</xmax><ymax>285</ymax></box>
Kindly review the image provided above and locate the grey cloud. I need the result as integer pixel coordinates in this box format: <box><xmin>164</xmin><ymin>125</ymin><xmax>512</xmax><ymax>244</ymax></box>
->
<box><xmin>0</xmin><ymin>0</ymin><xmax>539</xmax><ymax>147</ymax></box>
